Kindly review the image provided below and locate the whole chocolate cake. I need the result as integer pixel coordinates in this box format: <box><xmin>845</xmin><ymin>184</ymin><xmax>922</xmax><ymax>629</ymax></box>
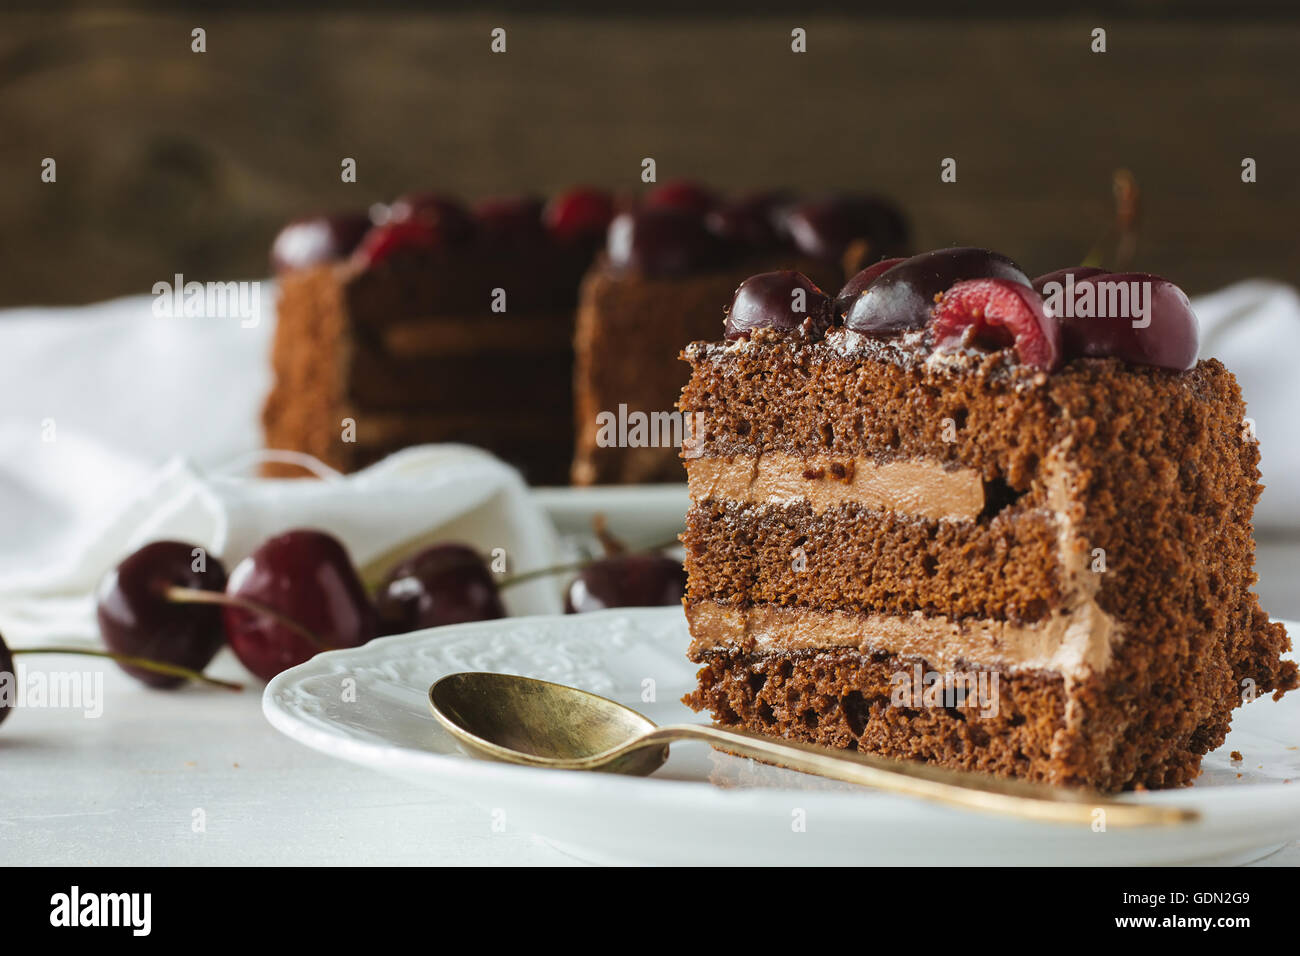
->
<box><xmin>679</xmin><ymin>249</ymin><xmax>1297</xmax><ymax>791</ymax></box>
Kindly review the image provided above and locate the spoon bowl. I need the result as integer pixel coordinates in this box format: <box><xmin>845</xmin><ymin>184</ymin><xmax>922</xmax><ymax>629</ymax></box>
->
<box><xmin>429</xmin><ymin>671</ymin><xmax>669</xmax><ymax>776</ymax></box>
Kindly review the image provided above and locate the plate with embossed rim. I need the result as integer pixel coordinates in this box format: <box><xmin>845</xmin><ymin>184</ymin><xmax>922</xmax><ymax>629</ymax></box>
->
<box><xmin>263</xmin><ymin>608</ymin><xmax>1300</xmax><ymax>866</ymax></box>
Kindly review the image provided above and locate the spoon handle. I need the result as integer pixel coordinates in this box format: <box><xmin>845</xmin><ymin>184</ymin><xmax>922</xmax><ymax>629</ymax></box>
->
<box><xmin>648</xmin><ymin>723</ymin><xmax>1197</xmax><ymax>827</ymax></box>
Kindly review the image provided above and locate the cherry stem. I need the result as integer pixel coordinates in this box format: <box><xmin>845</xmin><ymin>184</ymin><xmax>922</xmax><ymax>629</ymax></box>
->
<box><xmin>10</xmin><ymin>646</ymin><xmax>242</xmax><ymax>692</ymax></box>
<box><xmin>164</xmin><ymin>586</ymin><xmax>331</xmax><ymax>650</ymax></box>
<box><xmin>498</xmin><ymin>537</ymin><xmax>681</xmax><ymax>589</ymax></box>
<box><xmin>1083</xmin><ymin>168</ymin><xmax>1140</xmax><ymax>270</ymax></box>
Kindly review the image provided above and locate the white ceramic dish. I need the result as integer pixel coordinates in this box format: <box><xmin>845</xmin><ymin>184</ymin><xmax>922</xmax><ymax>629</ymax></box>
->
<box><xmin>264</xmin><ymin>608</ymin><xmax>1300</xmax><ymax>865</ymax></box>
<box><xmin>532</xmin><ymin>484</ymin><xmax>688</xmax><ymax>546</ymax></box>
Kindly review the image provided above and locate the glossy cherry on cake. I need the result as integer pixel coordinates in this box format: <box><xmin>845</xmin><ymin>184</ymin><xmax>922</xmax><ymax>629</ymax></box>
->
<box><xmin>931</xmin><ymin>278</ymin><xmax>1062</xmax><ymax>371</ymax></box>
<box><xmin>1057</xmin><ymin>273</ymin><xmax>1199</xmax><ymax>370</ymax></box>
<box><xmin>565</xmin><ymin>554</ymin><xmax>687</xmax><ymax>614</ymax></box>
<box><xmin>831</xmin><ymin>257</ymin><xmax>905</xmax><ymax>319</ymax></box>
<box><xmin>224</xmin><ymin>530</ymin><xmax>378</xmax><ymax>682</ymax></box>
<box><xmin>388</xmin><ymin>193</ymin><xmax>476</xmax><ymax>243</ymax></box>
<box><xmin>644</xmin><ymin>179</ymin><xmax>719</xmax><ymax>215</ymax></box>
<box><xmin>95</xmin><ymin>541</ymin><xmax>231</xmax><ymax>689</ymax></box>
<box><xmin>374</xmin><ymin>544</ymin><xmax>505</xmax><ymax>635</ymax></box>
<box><xmin>606</xmin><ymin>207</ymin><xmax>722</xmax><ymax>277</ymax></box>
<box><xmin>353</xmin><ymin>220</ymin><xmax>442</xmax><ymax>266</ymax></box>
<box><xmin>724</xmin><ymin>271</ymin><xmax>831</xmax><ymax>341</ymax></box>
<box><xmin>704</xmin><ymin>192</ymin><xmax>788</xmax><ymax>248</ymax></box>
<box><xmin>473</xmin><ymin>196</ymin><xmax>547</xmax><ymax>246</ymax></box>
<box><xmin>271</xmin><ymin>213</ymin><xmax>373</xmax><ymax>273</ymax></box>
<box><xmin>544</xmin><ymin>187</ymin><xmax>615</xmax><ymax>243</ymax></box>
<box><xmin>844</xmin><ymin>247</ymin><xmax>1031</xmax><ymax>335</ymax></box>
<box><xmin>779</xmin><ymin>196</ymin><xmax>908</xmax><ymax>264</ymax></box>
<box><xmin>1031</xmin><ymin>266</ymin><xmax>1109</xmax><ymax>295</ymax></box>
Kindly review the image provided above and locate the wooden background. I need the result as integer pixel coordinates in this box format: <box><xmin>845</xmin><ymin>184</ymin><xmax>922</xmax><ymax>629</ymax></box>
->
<box><xmin>1</xmin><ymin>7</ymin><xmax>1298</xmax><ymax>306</ymax></box>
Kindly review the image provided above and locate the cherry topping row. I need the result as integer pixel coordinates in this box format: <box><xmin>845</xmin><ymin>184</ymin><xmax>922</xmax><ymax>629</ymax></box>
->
<box><xmin>607</xmin><ymin>187</ymin><xmax>906</xmax><ymax>278</ymax></box>
<box><xmin>270</xmin><ymin>181</ymin><xmax>908</xmax><ymax>281</ymax></box>
<box><xmin>722</xmin><ymin>247</ymin><xmax>1199</xmax><ymax>372</ymax></box>
<box><xmin>271</xmin><ymin>191</ymin><xmax>606</xmax><ymax>273</ymax></box>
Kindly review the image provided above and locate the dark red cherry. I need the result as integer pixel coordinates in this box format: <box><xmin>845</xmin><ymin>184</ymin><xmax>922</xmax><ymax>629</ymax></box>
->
<box><xmin>1031</xmin><ymin>266</ymin><xmax>1109</xmax><ymax>295</ymax></box>
<box><xmin>374</xmin><ymin>544</ymin><xmax>505</xmax><ymax>636</ymax></box>
<box><xmin>644</xmin><ymin>179</ymin><xmax>718</xmax><ymax>215</ymax></box>
<box><xmin>1056</xmin><ymin>273</ymin><xmax>1199</xmax><ymax>370</ymax></box>
<box><xmin>473</xmin><ymin>196</ymin><xmax>546</xmax><ymax>246</ymax></box>
<box><xmin>224</xmin><ymin>530</ymin><xmax>378</xmax><ymax>682</ymax></box>
<box><xmin>565</xmin><ymin>554</ymin><xmax>687</xmax><ymax>614</ymax></box>
<box><xmin>705</xmin><ymin>192</ymin><xmax>788</xmax><ymax>248</ymax></box>
<box><xmin>725</xmin><ymin>271</ymin><xmax>830</xmax><ymax>340</ymax></box>
<box><xmin>779</xmin><ymin>196</ymin><xmax>908</xmax><ymax>263</ymax></box>
<box><xmin>844</xmin><ymin>247</ymin><xmax>1031</xmax><ymax>335</ymax></box>
<box><xmin>606</xmin><ymin>208</ymin><xmax>723</xmax><ymax>277</ymax></box>
<box><xmin>931</xmin><ymin>279</ymin><xmax>1062</xmax><ymax>371</ymax></box>
<box><xmin>544</xmin><ymin>187</ymin><xmax>615</xmax><ymax>243</ymax></box>
<box><xmin>95</xmin><ymin>541</ymin><xmax>229</xmax><ymax>689</ymax></box>
<box><xmin>832</xmin><ymin>257</ymin><xmax>906</xmax><ymax>320</ymax></box>
<box><xmin>354</xmin><ymin>220</ymin><xmax>441</xmax><ymax>266</ymax></box>
<box><xmin>271</xmin><ymin>214</ymin><xmax>372</xmax><ymax>273</ymax></box>
<box><xmin>0</xmin><ymin>634</ymin><xmax>12</xmax><ymax>725</ymax></box>
<box><xmin>388</xmin><ymin>193</ymin><xmax>475</xmax><ymax>243</ymax></box>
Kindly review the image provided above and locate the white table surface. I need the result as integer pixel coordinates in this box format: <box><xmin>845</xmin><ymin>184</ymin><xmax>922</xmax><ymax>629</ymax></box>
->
<box><xmin>2</xmin><ymin>542</ymin><xmax>1297</xmax><ymax>867</ymax></box>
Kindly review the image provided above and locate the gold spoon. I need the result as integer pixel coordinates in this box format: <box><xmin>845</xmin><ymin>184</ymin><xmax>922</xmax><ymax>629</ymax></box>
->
<box><xmin>428</xmin><ymin>671</ymin><xmax>1198</xmax><ymax>827</ymax></box>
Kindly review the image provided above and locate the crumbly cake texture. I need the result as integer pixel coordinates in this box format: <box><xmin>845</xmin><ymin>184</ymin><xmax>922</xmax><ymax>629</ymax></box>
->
<box><xmin>263</xmin><ymin>242</ymin><xmax>588</xmax><ymax>483</ymax></box>
<box><xmin>680</xmin><ymin>331</ymin><xmax>1296</xmax><ymax>791</ymax></box>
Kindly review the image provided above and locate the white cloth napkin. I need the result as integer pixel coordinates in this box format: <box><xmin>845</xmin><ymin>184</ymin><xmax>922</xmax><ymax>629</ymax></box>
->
<box><xmin>0</xmin><ymin>443</ymin><xmax>566</xmax><ymax>647</ymax></box>
<box><xmin>1193</xmin><ymin>280</ymin><xmax>1300</xmax><ymax>531</ymax></box>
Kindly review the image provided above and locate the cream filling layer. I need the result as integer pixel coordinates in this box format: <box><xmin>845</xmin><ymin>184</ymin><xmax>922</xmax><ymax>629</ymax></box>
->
<box><xmin>685</xmin><ymin>453</ymin><xmax>985</xmax><ymax>521</ymax></box>
<box><xmin>686</xmin><ymin>599</ymin><xmax>1118</xmax><ymax>683</ymax></box>
<box><xmin>684</xmin><ymin>441</ymin><xmax>1123</xmax><ymax>684</ymax></box>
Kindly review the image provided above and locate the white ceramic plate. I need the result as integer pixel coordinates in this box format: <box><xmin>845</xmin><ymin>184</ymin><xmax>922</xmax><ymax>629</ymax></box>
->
<box><xmin>264</xmin><ymin>608</ymin><xmax>1300</xmax><ymax>865</ymax></box>
<box><xmin>532</xmin><ymin>484</ymin><xmax>688</xmax><ymax>547</ymax></box>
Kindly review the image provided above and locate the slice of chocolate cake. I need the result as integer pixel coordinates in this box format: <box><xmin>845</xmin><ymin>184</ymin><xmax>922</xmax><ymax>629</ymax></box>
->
<box><xmin>572</xmin><ymin>188</ymin><xmax>907</xmax><ymax>484</ymax></box>
<box><xmin>680</xmin><ymin>249</ymin><xmax>1297</xmax><ymax>791</ymax></box>
<box><xmin>264</xmin><ymin>191</ymin><xmax>607</xmax><ymax>483</ymax></box>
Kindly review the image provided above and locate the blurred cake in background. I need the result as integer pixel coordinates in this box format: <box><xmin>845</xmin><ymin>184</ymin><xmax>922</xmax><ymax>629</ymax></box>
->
<box><xmin>263</xmin><ymin>183</ymin><xmax>907</xmax><ymax>484</ymax></box>
<box><xmin>263</xmin><ymin>192</ymin><xmax>598</xmax><ymax>484</ymax></box>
